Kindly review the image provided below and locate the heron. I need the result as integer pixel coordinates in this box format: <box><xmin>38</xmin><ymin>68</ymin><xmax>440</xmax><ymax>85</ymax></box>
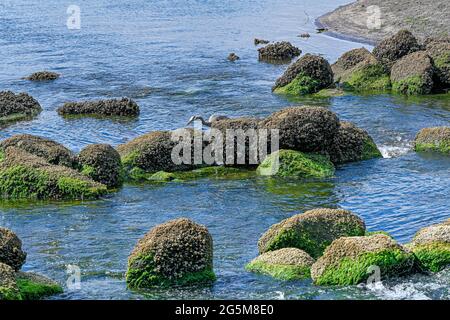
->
<box><xmin>186</xmin><ymin>114</ymin><xmax>229</xmax><ymax>127</ymax></box>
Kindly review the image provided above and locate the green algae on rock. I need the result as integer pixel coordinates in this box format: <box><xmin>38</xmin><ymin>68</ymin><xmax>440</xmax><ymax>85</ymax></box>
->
<box><xmin>15</xmin><ymin>272</ymin><xmax>63</xmax><ymax>300</ymax></box>
<box><xmin>126</xmin><ymin>218</ymin><xmax>215</xmax><ymax>289</ymax></box>
<box><xmin>149</xmin><ymin>166</ymin><xmax>255</xmax><ymax>182</ymax></box>
<box><xmin>256</xmin><ymin>149</ymin><xmax>335</xmax><ymax>178</ymax></box>
<box><xmin>258</xmin><ymin>208</ymin><xmax>366</xmax><ymax>258</ymax></box>
<box><xmin>341</xmin><ymin>63</ymin><xmax>391</xmax><ymax>92</ymax></box>
<box><xmin>311</xmin><ymin>234</ymin><xmax>416</xmax><ymax>286</ymax></box>
<box><xmin>0</xmin><ymin>91</ymin><xmax>42</xmax><ymax>127</ymax></box>
<box><xmin>425</xmin><ymin>39</ymin><xmax>450</xmax><ymax>89</ymax></box>
<box><xmin>414</xmin><ymin>127</ymin><xmax>450</xmax><ymax>154</ymax></box>
<box><xmin>0</xmin><ymin>227</ymin><xmax>26</xmax><ymax>271</ymax></box>
<box><xmin>246</xmin><ymin>248</ymin><xmax>315</xmax><ymax>280</ymax></box>
<box><xmin>0</xmin><ymin>263</ymin><xmax>21</xmax><ymax>300</ymax></box>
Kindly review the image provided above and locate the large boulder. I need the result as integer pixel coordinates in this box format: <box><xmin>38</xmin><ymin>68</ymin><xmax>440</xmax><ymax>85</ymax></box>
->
<box><xmin>425</xmin><ymin>39</ymin><xmax>450</xmax><ymax>89</ymax></box>
<box><xmin>256</xmin><ymin>149</ymin><xmax>335</xmax><ymax>178</ymax></box>
<box><xmin>0</xmin><ymin>134</ymin><xmax>77</xmax><ymax>168</ymax></box>
<box><xmin>78</xmin><ymin>144</ymin><xmax>122</xmax><ymax>188</ymax></box>
<box><xmin>126</xmin><ymin>218</ymin><xmax>215</xmax><ymax>288</ymax></box>
<box><xmin>57</xmin><ymin>98</ymin><xmax>140</xmax><ymax>117</ymax></box>
<box><xmin>273</xmin><ymin>54</ymin><xmax>333</xmax><ymax>95</ymax></box>
<box><xmin>259</xmin><ymin>106</ymin><xmax>340</xmax><ymax>153</ymax></box>
<box><xmin>0</xmin><ymin>147</ymin><xmax>107</xmax><ymax>200</ymax></box>
<box><xmin>258</xmin><ymin>208</ymin><xmax>366</xmax><ymax>258</ymax></box>
<box><xmin>0</xmin><ymin>228</ymin><xmax>26</xmax><ymax>271</ymax></box>
<box><xmin>25</xmin><ymin>71</ymin><xmax>60</xmax><ymax>81</ymax></box>
<box><xmin>246</xmin><ymin>248</ymin><xmax>315</xmax><ymax>280</ymax></box>
<box><xmin>414</xmin><ymin>127</ymin><xmax>450</xmax><ymax>154</ymax></box>
<box><xmin>326</xmin><ymin>122</ymin><xmax>382</xmax><ymax>164</ymax></box>
<box><xmin>407</xmin><ymin>219</ymin><xmax>450</xmax><ymax>272</ymax></box>
<box><xmin>391</xmin><ymin>51</ymin><xmax>435</xmax><ymax>95</ymax></box>
<box><xmin>0</xmin><ymin>263</ymin><xmax>20</xmax><ymax>300</ymax></box>
<box><xmin>258</xmin><ymin>41</ymin><xmax>301</xmax><ymax>63</ymax></box>
<box><xmin>0</xmin><ymin>91</ymin><xmax>42</xmax><ymax>125</ymax></box>
<box><xmin>311</xmin><ymin>234</ymin><xmax>417</xmax><ymax>285</ymax></box>
<box><xmin>372</xmin><ymin>30</ymin><xmax>421</xmax><ymax>71</ymax></box>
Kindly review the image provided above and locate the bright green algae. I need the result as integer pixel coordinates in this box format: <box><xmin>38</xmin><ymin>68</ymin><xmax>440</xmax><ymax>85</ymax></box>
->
<box><xmin>342</xmin><ymin>64</ymin><xmax>391</xmax><ymax>92</ymax></box>
<box><xmin>274</xmin><ymin>74</ymin><xmax>322</xmax><ymax>95</ymax></box>
<box><xmin>411</xmin><ymin>242</ymin><xmax>450</xmax><ymax>272</ymax></box>
<box><xmin>245</xmin><ymin>260</ymin><xmax>311</xmax><ymax>281</ymax></box>
<box><xmin>414</xmin><ymin>141</ymin><xmax>450</xmax><ymax>154</ymax></box>
<box><xmin>362</xmin><ymin>138</ymin><xmax>383</xmax><ymax>160</ymax></box>
<box><xmin>15</xmin><ymin>277</ymin><xmax>63</xmax><ymax>300</ymax></box>
<box><xmin>392</xmin><ymin>75</ymin><xmax>427</xmax><ymax>95</ymax></box>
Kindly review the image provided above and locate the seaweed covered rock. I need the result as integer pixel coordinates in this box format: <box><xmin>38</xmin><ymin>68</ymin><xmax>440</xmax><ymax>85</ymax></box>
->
<box><xmin>407</xmin><ymin>220</ymin><xmax>450</xmax><ymax>272</ymax></box>
<box><xmin>246</xmin><ymin>248</ymin><xmax>315</xmax><ymax>280</ymax></box>
<box><xmin>326</xmin><ymin>122</ymin><xmax>382</xmax><ymax>164</ymax></box>
<box><xmin>0</xmin><ymin>147</ymin><xmax>107</xmax><ymax>200</ymax></box>
<box><xmin>259</xmin><ymin>106</ymin><xmax>339</xmax><ymax>153</ymax></box>
<box><xmin>425</xmin><ymin>39</ymin><xmax>450</xmax><ymax>89</ymax></box>
<box><xmin>256</xmin><ymin>149</ymin><xmax>335</xmax><ymax>178</ymax></box>
<box><xmin>372</xmin><ymin>30</ymin><xmax>421</xmax><ymax>71</ymax></box>
<box><xmin>273</xmin><ymin>54</ymin><xmax>333</xmax><ymax>95</ymax></box>
<box><xmin>258</xmin><ymin>208</ymin><xmax>366</xmax><ymax>258</ymax></box>
<box><xmin>0</xmin><ymin>134</ymin><xmax>77</xmax><ymax>168</ymax></box>
<box><xmin>391</xmin><ymin>51</ymin><xmax>435</xmax><ymax>95</ymax></box>
<box><xmin>414</xmin><ymin>127</ymin><xmax>450</xmax><ymax>154</ymax></box>
<box><xmin>258</xmin><ymin>41</ymin><xmax>301</xmax><ymax>62</ymax></box>
<box><xmin>14</xmin><ymin>271</ymin><xmax>63</xmax><ymax>300</ymax></box>
<box><xmin>311</xmin><ymin>234</ymin><xmax>417</xmax><ymax>286</ymax></box>
<box><xmin>78</xmin><ymin>144</ymin><xmax>122</xmax><ymax>188</ymax></box>
<box><xmin>57</xmin><ymin>98</ymin><xmax>139</xmax><ymax>117</ymax></box>
<box><xmin>25</xmin><ymin>71</ymin><xmax>60</xmax><ymax>81</ymax></box>
<box><xmin>0</xmin><ymin>263</ymin><xmax>20</xmax><ymax>300</ymax></box>
<box><xmin>0</xmin><ymin>227</ymin><xmax>26</xmax><ymax>271</ymax></box>
<box><xmin>126</xmin><ymin>218</ymin><xmax>215</xmax><ymax>288</ymax></box>
<box><xmin>0</xmin><ymin>91</ymin><xmax>42</xmax><ymax>125</ymax></box>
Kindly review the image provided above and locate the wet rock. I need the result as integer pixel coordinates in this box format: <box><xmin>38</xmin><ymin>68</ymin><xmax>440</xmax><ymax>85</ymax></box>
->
<box><xmin>246</xmin><ymin>248</ymin><xmax>315</xmax><ymax>280</ymax></box>
<box><xmin>126</xmin><ymin>218</ymin><xmax>215</xmax><ymax>288</ymax></box>
<box><xmin>273</xmin><ymin>54</ymin><xmax>333</xmax><ymax>95</ymax></box>
<box><xmin>258</xmin><ymin>41</ymin><xmax>301</xmax><ymax>63</ymax></box>
<box><xmin>0</xmin><ymin>147</ymin><xmax>107</xmax><ymax>200</ymax></box>
<box><xmin>372</xmin><ymin>30</ymin><xmax>421</xmax><ymax>71</ymax></box>
<box><xmin>0</xmin><ymin>263</ymin><xmax>20</xmax><ymax>300</ymax></box>
<box><xmin>391</xmin><ymin>51</ymin><xmax>435</xmax><ymax>95</ymax></box>
<box><xmin>0</xmin><ymin>227</ymin><xmax>26</xmax><ymax>271</ymax></box>
<box><xmin>0</xmin><ymin>134</ymin><xmax>77</xmax><ymax>168</ymax></box>
<box><xmin>326</xmin><ymin>121</ymin><xmax>382</xmax><ymax>164</ymax></box>
<box><xmin>57</xmin><ymin>98</ymin><xmax>140</xmax><ymax>117</ymax></box>
<box><xmin>414</xmin><ymin>126</ymin><xmax>450</xmax><ymax>154</ymax></box>
<box><xmin>258</xmin><ymin>208</ymin><xmax>366</xmax><ymax>258</ymax></box>
<box><xmin>0</xmin><ymin>91</ymin><xmax>42</xmax><ymax>126</ymax></box>
<box><xmin>227</xmin><ymin>53</ymin><xmax>240</xmax><ymax>61</ymax></box>
<box><xmin>254</xmin><ymin>38</ymin><xmax>269</xmax><ymax>45</ymax></box>
<box><xmin>14</xmin><ymin>271</ymin><xmax>63</xmax><ymax>300</ymax></box>
<box><xmin>78</xmin><ymin>144</ymin><xmax>122</xmax><ymax>188</ymax></box>
<box><xmin>311</xmin><ymin>234</ymin><xmax>417</xmax><ymax>285</ymax></box>
<box><xmin>25</xmin><ymin>71</ymin><xmax>60</xmax><ymax>81</ymax></box>
<box><xmin>425</xmin><ymin>40</ymin><xmax>450</xmax><ymax>89</ymax></box>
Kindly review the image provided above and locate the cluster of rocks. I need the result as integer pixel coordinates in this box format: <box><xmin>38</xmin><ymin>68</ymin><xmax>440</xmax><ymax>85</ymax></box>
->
<box><xmin>0</xmin><ymin>91</ymin><xmax>42</xmax><ymax>126</ymax></box>
<box><xmin>0</xmin><ymin>227</ymin><xmax>62</xmax><ymax>300</ymax></box>
<box><xmin>258</xmin><ymin>41</ymin><xmax>301</xmax><ymax>63</ymax></box>
<box><xmin>58</xmin><ymin>97</ymin><xmax>140</xmax><ymax>117</ymax></box>
<box><xmin>246</xmin><ymin>208</ymin><xmax>450</xmax><ymax>285</ymax></box>
<box><xmin>414</xmin><ymin>126</ymin><xmax>450</xmax><ymax>154</ymax></box>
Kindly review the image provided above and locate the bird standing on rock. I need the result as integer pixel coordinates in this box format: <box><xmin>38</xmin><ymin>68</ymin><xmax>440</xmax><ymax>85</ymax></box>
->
<box><xmin>186</xmin><ymin>115</ymin><xmax>229</xmax><ymax>127</ymax></box>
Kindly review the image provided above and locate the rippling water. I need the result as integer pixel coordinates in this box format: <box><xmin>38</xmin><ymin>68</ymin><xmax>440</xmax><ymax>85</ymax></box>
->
<box><xmin>0</xmin><ymin>0</ymin><xmax>449</xmax><ymax>300</ymax></box>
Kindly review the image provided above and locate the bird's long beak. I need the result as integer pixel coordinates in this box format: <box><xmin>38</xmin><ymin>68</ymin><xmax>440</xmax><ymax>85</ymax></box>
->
<box><xmin>186</xmin><ymin>119</ymin><xmax>193</xmax><ymax>125</ymax></box>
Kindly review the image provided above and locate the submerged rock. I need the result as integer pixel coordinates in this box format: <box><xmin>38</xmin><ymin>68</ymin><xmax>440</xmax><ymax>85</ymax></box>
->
<box><xmin>258</xmin><ymin>41</ymin><xmax>301</xmax><ymax>63</ymax></box>
<box><xmin>414</xmin><ymin>127</ymin><xmax>450</xmax><ymax>154</ymax></box>
<box><xmin>425</xmin><ymin>39</ymin><xmax>450</xmax><ymax>89</ymax></box>
<box><xmin>391</xmin><ymin>51</ymin><xmax>435</xmax><ymax>95</ymax></box>
<box><xmin>273</xmin><ymin>54</ymin><xmax>333</xmax><ymax>95</ymax></box>
<box><xmin>25</xmin><ymin>71</ymin><xmax>60</xmax><ymax>81</ymax></box>
<box><xmin>0</xmin><ymin>91</ymin><xmax>42</xmax><ymax>125</ymax></box>
<box><xmin>0</xmin><ymin>134</ymin><xmax>77</xmax><ymax>168</ymax></box>
<box><xmin>327</xmin><ymin>121</ymin><xmax>382</xmax><ymax>164</ymax></box>
<box><xmin>57</xmin><ymin>98</ymin><xmax>140</xmax><ymax>117</ymax></box>
<box><xmin>0</xmin><ymin>147</ymin><xmax>107</xmax><ymax>200</ymax></box>
<box><xmin>311</xmin><ymin>234</ymin><xmax>416</xmax><ymax>285</ymax></box>
<box><xmin>126</xmin><ymin>218</ymin><xmax>215</xmax><ymax>288</ymax></box>
<box><xmin>227</xmin><ymin>53</ymin><xmax>240</xmax><ymax>61</ymax></box>
<box><xmin>258</xmin><ymin>208</ymin><xmax>366</xmax><ymax>258</ymax></box>
<box><xmin>256</xmin><ymin>149</ymin><xmax>335</xmax><ymax>178</ymax></box>
<box><xmin>0</xmin><ymin>227</ymin><xmax>26</xmax><ymax>271</ymax></box>
<box><xmin>246</xmin><ymin>248</ymin><xmax>315</xmax><ymax>280</ymax></box>
<box><xmin>78</xmin><ymin>144</ymin><xmax>122</xmax><ymax>188</ymax></box>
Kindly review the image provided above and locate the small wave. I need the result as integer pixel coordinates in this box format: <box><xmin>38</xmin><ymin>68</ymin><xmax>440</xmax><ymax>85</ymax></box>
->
<box><xmin>378</xmin><ymin>143</ymin><xmax>412</xmax><ymax>159</ymax></box>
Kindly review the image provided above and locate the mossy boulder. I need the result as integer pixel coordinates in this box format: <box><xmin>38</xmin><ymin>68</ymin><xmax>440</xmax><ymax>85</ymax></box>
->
<box><xmin>425</xmin><ymin>40</ymin><xmax>450</xmax><ymax>89</ymax></box>
<box><xmin>78</xmin><ymin>144</ymin><xmax>122</xmax><ymax>188</ymax></box>
<box><xmin>258</xmin><ymin>41</ymin><xmax>301</xmax><ymax>63</ymax></box>
<box><xmin>273</xmin><ymin>54</ymin><xmax>333</xmax><ymax>95</ymax></box>
<box><xmin>57</xmin><ymin>98</ymin><xmax>140</xmax><ymax>117</ymax></box>
<box><xmin>15</xmin><ymin>272</ymin><xmax>63</xmax><ymax>300</ymax></box>
<box><xmin>372</xmin><ymin>30</ymin><xmax>421</xmax><ymax>71</ymax></box>
<box><xmin>149</xmin><ymin>166</ymin><xmax>255</xmax><ymax>182</ymax></box>
<box><xmin>414</xmin><ymin>127</ymin><xmax>450</xmax><ymax>154</ymax></box>
<box><xmin>0</xmin><ymin>134</ymin><xmax>77</xmax><ymax>168</ymax></box>
<box><xmin>326</xmin><ymin>121</ymin><xmax>382</xmax><ymax>164</ymax></box>
<box><xmin>0</xmin><ymin>227</ymin><xmax>26</xmax><ymax>271</ymax></box>
<box><xmin>25</xmin><ymin>71</ymin><xmax>60</xmax><ymax>81</ymax></box>
<box><xmin>126</xmin><ymin>218</ymin><xmax>215</xmax><ymax>288</ymax></box>
<box><xmin>0</xmin><ymin>147</ymin><xmax>107</xmax><ymax>200</ymax></box>
<box><xmin>258</xmin><ymin>208</ymin><xmax>366</xmax><ymax>258</ymax></box>
<box><xmin>246</xmin><ymin>248</ymin><xmax>315</xmax><ymax>280</ymax></box>
<box><xmin>256</xmin><ymin>149</ymin><xmax>335</xmax><ymax>178</ymax></box>
<box><xmin>407</xmin><ymin>220</ymin><xmax>450</xmax><ymax>272</ymax></box>
<box><xmin>391</xmin><ymin>51</ymin><xmax>435</xmax><ymax>95</ymax></box>
<box><xmin>311</xmin><ymin>234</ymin><xmax>417</xmax><ymax>286</ymax></box>
<box><xmin>0</xmin><ymin>91</ymin><xmax>42</xmax><ymax>126</ymax></box>
<box><xmin>259</xmin><ymin>106</ymin><xmax>340</xmax><ymax>153</ymax></box>
<box><xmin>0</xmin><ymin>263</ymin><xmax>20</xmax><ymax>300</ymax></box>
